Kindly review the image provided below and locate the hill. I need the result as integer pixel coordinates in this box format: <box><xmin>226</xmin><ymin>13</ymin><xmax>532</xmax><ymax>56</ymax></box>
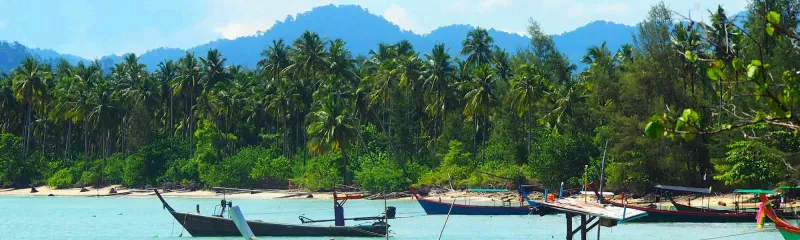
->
<box><xmin>0</xmin><ymin>4</ymin><xmax>637</xmax><ymax>72</ymax></box>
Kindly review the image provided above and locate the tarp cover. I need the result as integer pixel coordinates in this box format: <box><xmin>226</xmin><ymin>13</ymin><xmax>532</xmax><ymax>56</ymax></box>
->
<box><xmin>654</xmin><ymin>185</ymin><xmax>710</xmax><ymax>194</ymax></box>
<box><xmin>468</xmin><ymin>188</ymin><xmax>508</xmax><ymax>193</ymax></box>
<box><xmin>733</xmin><ymin>189</ymin><xmax>777</xmax><ymax>194</ymax></box>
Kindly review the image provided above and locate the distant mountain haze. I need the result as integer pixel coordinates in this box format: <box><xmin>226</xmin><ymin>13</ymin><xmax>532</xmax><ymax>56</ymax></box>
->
<box><xmin>0</xmin><ymin>4</ymin><xmax>636</xmax><ymax>73</ymax></box>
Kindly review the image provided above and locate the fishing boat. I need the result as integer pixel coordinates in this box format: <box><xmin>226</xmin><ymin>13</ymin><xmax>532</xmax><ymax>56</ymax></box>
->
<box><xmin>595</xmin><ymin>186</ymin><xmax>754</xmax><ymax>222</ymax></box>
<box><xmin>759</xmin><ymin>194</ymin><xmax>800</xmax><ymax>240</ymax></box>
<box><xmin>154</xmin><ymin>190</ymin><xmax>390</xmax><ymax>237</ymax></box>
<box><xmin>410</xmin><ymin>186</ymin><xmax>538</xmax><ymax>215</ymax></box>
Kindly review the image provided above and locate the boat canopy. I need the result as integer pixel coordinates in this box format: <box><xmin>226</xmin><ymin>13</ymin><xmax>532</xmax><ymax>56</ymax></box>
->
<box><xmin>468</xmin><ymin>188</ymin><xmax>508</xmax><ymax>193</ymax></box>
<box><xmin>779</xmin><ymin>186</ymin><xmax>800</xmax><ymax>189</ymax></box>
<box><xmin>733</xmin><ymin>189</ymin><xmax>777</xmax><ymax>194</ymax></box>
<box><xmin>654</xmin><ymin>185</ymin><xmax>711</xmax><ymax>194</ymax></box>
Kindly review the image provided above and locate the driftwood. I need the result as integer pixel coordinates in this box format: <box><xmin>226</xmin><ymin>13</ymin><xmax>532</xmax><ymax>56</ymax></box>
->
<box><xmin>365</xmin><ymin>192</ymin><xmax>411</xmax><ymax>200</ymax></box>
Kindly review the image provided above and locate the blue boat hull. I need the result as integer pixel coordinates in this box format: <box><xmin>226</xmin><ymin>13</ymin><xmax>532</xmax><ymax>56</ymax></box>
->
<box><xmin>416</xmin><ymin>197</ymin><xmax>534</xmax><ymax>215</ymax></box>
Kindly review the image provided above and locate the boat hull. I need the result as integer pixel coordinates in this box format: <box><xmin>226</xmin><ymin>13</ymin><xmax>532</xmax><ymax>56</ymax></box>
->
<box><xmin>170</xmin><ymin>211</ymin><xmax>387</xmax><ymax>237</ymax></box>
<box><xmin>605</xmin><ymin>201</ymin><xmax>754</xmax><ymax>222</ymax></box>
<box><xmin>779</xmin><ymin>227</ymin><xmax>800</xmax><ymax>240</ymax></box>
<box><xmin>416</xmin><ymin>197</ymin><xmax>534</xmax><ymax>215</ymax></box>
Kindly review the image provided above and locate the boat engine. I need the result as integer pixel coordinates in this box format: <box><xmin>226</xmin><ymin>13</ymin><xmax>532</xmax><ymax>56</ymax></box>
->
<box><xmin>385</xmin><ymin>206</ymin><xmax>396</xmax><ymax>219</ymax></box>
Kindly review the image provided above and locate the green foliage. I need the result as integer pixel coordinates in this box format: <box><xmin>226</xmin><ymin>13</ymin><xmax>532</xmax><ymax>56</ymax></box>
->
<box><xmin>713</xmin><ymin>141</ymin><xmax>785</xmax><ymax>188</ymax></box>
<box><xmin>355</xmin><ymin>152</ymin><xmax>411</xmax><ymax>192</ymax></box>
<box><xmin>295</xmin><ymin>153</ymin><xmax>342</xmax><ymax>191</ymax></box>
<box><xmin>419</xmin><ymin>141</ymin><xmax>474</xmax><ymax>187</ymax></box>
<box><xmin>250</xmin><ymin>153</ymin><xmax>292</xmax><ymax>188</ymax></box>
<box><xmin>0</xmin><ymin>134</ymin><xmax>24</xmax><ymax>187</ymax></box>
<box><xmin>200</xmin><ymin>147</ymin><xmax>266</xmax><ymax>187</ymax></box>
<box><xmin>47</xmin><ymin>169</ymin><xmax>73</xmax><ymax>189</ymax></box>
<box><xmin>529</xmin><ymin>133</ymin><xmax>596</xmax><ymax>189</ymax></box>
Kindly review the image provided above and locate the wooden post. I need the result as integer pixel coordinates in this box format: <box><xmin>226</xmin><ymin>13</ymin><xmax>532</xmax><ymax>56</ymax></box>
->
<box><xmin>565</xmin><ymin>213</ymin><xmax>573</xmax><ymax>240</ymax></box>
<box><xmin>580</xmin><ymin>215</ymin><xmax>587</xmax><ymax>240</ymax></box>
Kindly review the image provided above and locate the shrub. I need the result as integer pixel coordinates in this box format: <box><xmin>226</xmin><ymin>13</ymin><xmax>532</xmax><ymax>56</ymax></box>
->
<box><xmin>419</xmin><ymin>141</ymin><xmax>475</xmax><ymax>187</ymax></box>
<box><xmin>295</xmin><ymin>153</ymin><xmax>341</xmax><ymax>191</ymax></box>
<box><xmin>251</xmin><ymin>153</ymin><xmax>291</xmax><ymax>188</ymax></box>
<box><xmin>0</xmin><ymin>134</ymin><xmax>23</xmax><ymax>187</ymax></box>
<box><xmin>48</xmin><ymin>169</ymin><xmax>74</xmax><ymax>189</ymax></box>
<box><xmin>355</xmin><ymin>152</ymin><xmax>411</xmax><ymax>192</ymax></box>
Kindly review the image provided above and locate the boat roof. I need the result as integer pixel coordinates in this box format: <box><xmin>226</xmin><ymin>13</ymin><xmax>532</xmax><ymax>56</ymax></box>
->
<box><xmin>540</xmin><ymin>198</ymin><xmax>647</xmax><ymax>221</ymax></box>
<box><xmin>468</xmin><ymin>188</ymin><xmax>508</xmax><ymax>193</ymax></box>
<box><xmin>734</xmin><ymin>189</ymin><xmax>777</xmax><ymax>194</ymax></box>
<box><xmin>654</xmin><ymin>185</ymin><xmax>710</xmax><ymax>194</ymax></box>
<box><xmin>779</xmin><ymin>186</ymin><xmax>800</xmax><ymax>189</ymax></box>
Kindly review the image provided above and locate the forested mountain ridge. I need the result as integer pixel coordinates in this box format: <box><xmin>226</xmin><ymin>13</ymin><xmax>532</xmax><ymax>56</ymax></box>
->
<box><xmin>0</xmin><ymin>4</ymin><xmax>636</xmax><ymax>72</ymax></box>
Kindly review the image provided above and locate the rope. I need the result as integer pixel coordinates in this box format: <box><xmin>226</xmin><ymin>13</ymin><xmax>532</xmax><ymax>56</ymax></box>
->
<box><xmin>347</xmin><ymin>226</ymin><xmax>385</xmax><ymax>237</ymax></box>
<box><xmin>696</xmin><ymin>229</ymin><xmax>777</xmax><ymax>240</ymax></box>
<box><xmin>170</xmin><ymin>218</ymin><xmax>175</xmax><ymax>237</ymax></box>
<box><xmin>179</xmin><ymin>213</ymin><xmax>188</xmax><ymax>237</ymax></box>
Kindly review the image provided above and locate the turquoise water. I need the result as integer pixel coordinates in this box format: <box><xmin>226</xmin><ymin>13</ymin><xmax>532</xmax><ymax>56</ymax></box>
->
<box><xmin>0</xmin><ymin>196</ymin><xmax>785</xmax><ymax>239</ymax></box>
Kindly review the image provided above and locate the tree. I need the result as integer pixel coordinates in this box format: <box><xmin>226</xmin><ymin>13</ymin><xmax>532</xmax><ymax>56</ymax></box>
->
<box><xmin>422</xmin><ymin>44</ymin><xmax>454</xmax><ymax>151</ymax></box>
<box><xmin>306</xmin><ymin>101</ymin><xmax>356</xmax><ymax>184</ymax></box>
<box><xmin>461</xmin><ymin>28</ymin><xmax>495</xmax><ymax>67</ymax></box>
<box><xmin>12</xmin><ymin>57</ymin><xmax>50</xmax><ymax>159</ymax></box>
<box><xmin>156</xmin><ymin>60</ymin><xmax>178</xmax><ymax>135</ymax></box>
<box><xmin>462</xmin><ymin>65</ymin><xmax>497</xmax><ymax>163</ymax></box>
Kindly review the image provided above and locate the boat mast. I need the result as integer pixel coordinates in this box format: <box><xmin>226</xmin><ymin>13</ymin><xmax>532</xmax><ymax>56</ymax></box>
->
<box><xmin>598</xmin><ymin>140</ymin><xmax>609</xmax><ymax>201</ymax></box>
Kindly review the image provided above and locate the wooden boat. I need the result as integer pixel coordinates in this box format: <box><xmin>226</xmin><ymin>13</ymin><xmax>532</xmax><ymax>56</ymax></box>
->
<box><xmin>410</xmin><ymin>186</ymin><xmax>536</xmax><ymax>215</ymax></box>
<box><xmin>594</xmin><ymin>189</ymin><xmax>754</xmax><ymax>222</ymax></box>
<box><xmin>154</xmin><ymin>190</ymin><xmax>389</xmax><ymax>237</ymax></box>
<box><xmin>759</xmin><ymin>194</ymin><xmax>800</xmax><ymax>240</ymax></box>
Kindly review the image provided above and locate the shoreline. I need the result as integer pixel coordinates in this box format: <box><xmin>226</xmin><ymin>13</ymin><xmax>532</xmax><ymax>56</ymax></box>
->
<box><xmin>4</xmin><ymin>186</ymin><xmax>786</xmax><ymax>209</ymax></box>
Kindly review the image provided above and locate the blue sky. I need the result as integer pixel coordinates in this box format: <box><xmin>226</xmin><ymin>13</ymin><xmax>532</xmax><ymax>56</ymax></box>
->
<box><xmin>0</xmin><ymin>0</ymin><xmax>747</xmax><ymax>59</ymax></box>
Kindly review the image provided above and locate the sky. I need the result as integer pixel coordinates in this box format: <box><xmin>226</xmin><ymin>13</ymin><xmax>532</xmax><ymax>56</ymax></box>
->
<box><xmin>0</xmin><ymin>0</ymin><xmax>748</xmax><ymax>59</ymax></box>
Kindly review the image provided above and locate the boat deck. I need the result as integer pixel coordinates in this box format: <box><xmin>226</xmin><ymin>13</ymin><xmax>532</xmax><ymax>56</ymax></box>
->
<box><xmin>541</xmin><ymin>197</ymin><xmax>648</xmax><ymax>221</ymax></box>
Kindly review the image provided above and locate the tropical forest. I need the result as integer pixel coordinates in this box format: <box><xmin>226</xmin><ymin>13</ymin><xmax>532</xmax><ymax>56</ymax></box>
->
<box><xmin>1</xmin><ymin>1</ymin><xmax>799</xmax><ymax>195</ymax></box>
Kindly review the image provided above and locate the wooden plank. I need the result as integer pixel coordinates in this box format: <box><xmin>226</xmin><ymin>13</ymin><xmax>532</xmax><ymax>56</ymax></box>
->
<box><xmin>542</xmin><ymin>197</ymin><xmax>647</xmax><ymax>221</ymax></box>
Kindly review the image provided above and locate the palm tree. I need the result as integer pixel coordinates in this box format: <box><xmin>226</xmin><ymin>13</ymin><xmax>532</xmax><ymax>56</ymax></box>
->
<box><xmin>507</xmin><ymin>63</ymin><xmax>546</xmax><ymax>157</ymax></box>
<box><xmin>422</xmin><ymin>44</ymin><xmax>454</xmax><ymax>151</ymax></box>
<box><xmin>173</xmin><ymin>52</ymin><xmax>201</xmax><ymax>154</ymax></box>
<box><xmin>89</xmin><ymin>81</ymin><xmax>120</xmax><ymax>178</ymax></box>
<box><xmin>461</xmin><ymin>28</ymin><xmax>495</xmax><ymax>67</ymax></box>
<box><xmin>258</xmin><ymin>39</ymin><xmax>291</xmax><ymax>80</ymax></box>
<box><xmin>284</xmin><ymin>31</ymin><xmax>329</xmax><ymax>162</ymax></box>
<box><xmin>492</xmin><ymin>47</ymin><xmax>511</xmax><ymax>81</ymax></box>
<box><xmin>12</xmin><ymin>57</ymin><xmax>50</xmax><ymax>159</ymax></box>
<box><xmin>114</xmin><ymin>54</ymin><xmax>157</xmax><ymax>152</ymax></box>
<box><xmin>327</xmin><ymin>39</ymin><xmax>357</xmax><ymax>84</ymax></box>
<box><xmin>615</xmin><ymin>44</ymin><xmax>634</xmax><ymax>65</ymax></box>
<box><xmin>267</xmin><ymin>77</ymin><xmax>302</xmax><ymax>156</ymax></box>
<box><xmin>581</xmin><ymin>42</ymin><xmax>613</xmax><ymax>68</ymax></box>
<box><xmin>0</xmin><ymin>73</ymin><xmax>17</xmax><ymax>133</ymax></box>
<box><xmin>306</xmin><ymin>101</ymin><xmax>356</xmax><ymax>184</ymax></box>
<box><xmin>462</xmin><ymin>65</ymin><xmax>496</xmax><ymax>163</ymax></box>
<box><xmin>544</xmin><ymin>79</ymin><xmax>590</xmax><ymax>133</ymax></box>
<box><xmin>199</xmin><ymin>49</ymin><xmax>228</xmax><ymax>94</ymax></box>
<box><xmin>156</xmin><ymin>60</ymin><xmax>178</xmax><ymax>135</ymax></box>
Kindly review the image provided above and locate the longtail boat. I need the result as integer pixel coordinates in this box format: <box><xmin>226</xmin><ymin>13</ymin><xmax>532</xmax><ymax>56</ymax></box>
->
<box><xmin>594</xmin><ymin>187</ymin><xmax>754</xmax><ymax>222</ymax></box>
<box><xmin>410</xmin><ymin>186</ymin><xmax>539</xmax><ymax>215</ymax></box>
<box><xmin>154</xmin><ymin>190</ymin><xmax>389</xmax><ymax>237</ymax></box>
<box><xmin>759</xmin><ymin>194</ymin><xmax>800</xmax><ymax>240</ymax></box>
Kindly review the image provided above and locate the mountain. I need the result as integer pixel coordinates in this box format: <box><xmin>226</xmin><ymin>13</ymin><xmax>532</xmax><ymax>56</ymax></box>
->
<box><xmin>553</xmin><ymin>21</ymin><xmax>636</xmax><ymax>66</ymax></box>
<box><xmin>1</xmin><ymin>4</ymin><xmax>637</xmax><ymax>73</ymax></box>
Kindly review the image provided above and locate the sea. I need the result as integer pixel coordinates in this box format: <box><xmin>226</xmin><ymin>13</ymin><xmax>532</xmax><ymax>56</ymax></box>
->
<box><xmin>0</xmin><ymin>196</ymin><xmax>784</xmax><ymax>239</ymax></box>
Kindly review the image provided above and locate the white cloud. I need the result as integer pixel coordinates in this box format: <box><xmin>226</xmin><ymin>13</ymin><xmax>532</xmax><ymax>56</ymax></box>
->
<box><xmin>214</xmin><ymin>22</ymin><xmax>266</xmax><ymax>40</ymax></box>
<box><xmin>447</xmin><ymin>0</ymin><xmax>468</xmax><ymax>12</ymax></box>
<box><xmin>383</xmin><ymin>3</ymin><xmax>416</xmax><ymax>31</ymax></box>
<box><xmin>479</xmin><ymin>0</ymin><xmax>510</xmax><ymax>9</ymax></box>
<box><xmin>595</xmin><ymin>2</ymin><xmax>630</xmax><ymax>15</ymax></box>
